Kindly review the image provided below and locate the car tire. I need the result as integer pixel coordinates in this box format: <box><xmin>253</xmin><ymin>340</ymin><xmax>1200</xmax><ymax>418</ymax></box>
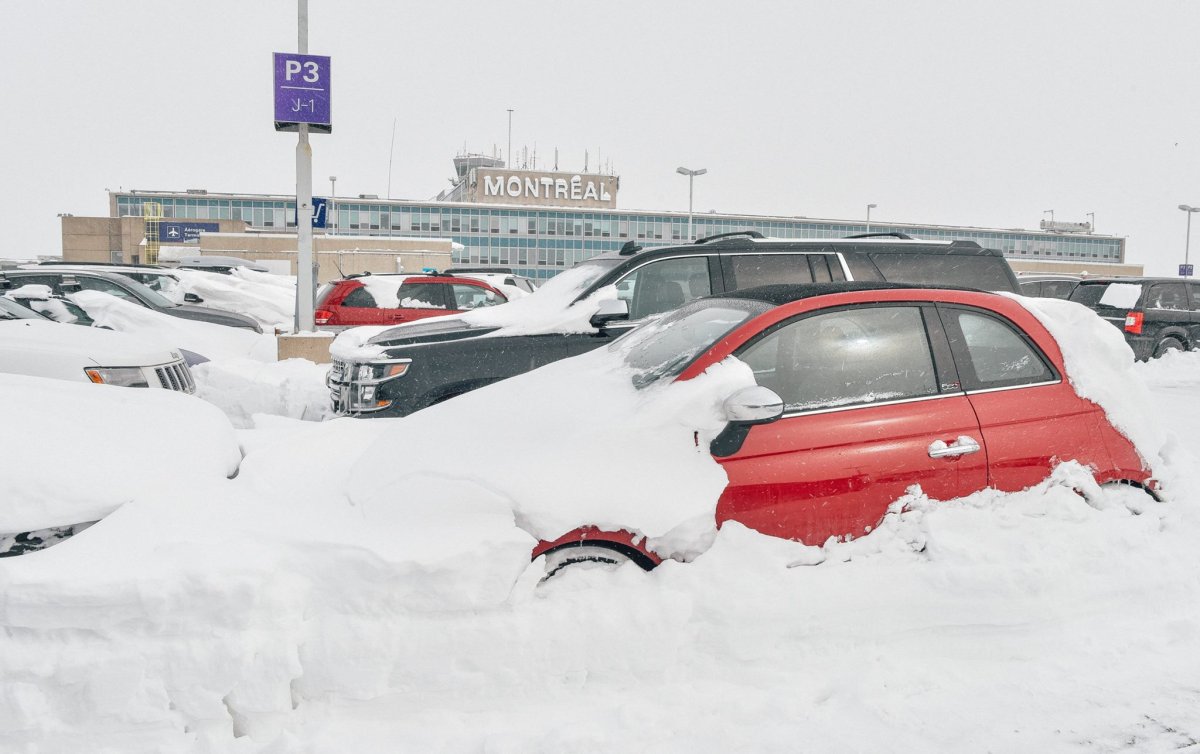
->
<box><xmin>542</xmin><ymin>544</ymin><xmax>634</xmax><ymax>580</ymax></box>
<box><xmin>1093</xmin><ymin>480</ymin><xmax>1162</xmax><ymax>514</ymax></box>
<box><xmin>1153</xmin><ymin>337</ymin><xmax>1186</xmax><ymax>358</ymax></box>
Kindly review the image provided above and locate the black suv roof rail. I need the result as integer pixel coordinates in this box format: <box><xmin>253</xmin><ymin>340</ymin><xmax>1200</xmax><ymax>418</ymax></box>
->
<box><xmin>694</xmin><ymin>230</ymin><xmax>766</xmax><ymax>244</ymax></box>
<box><xmin>844</xmin><ymin>232</ymin><xmax>914</xmax><ymax>240</ymax></box>
<box><xmin>36</xmin><ymin>260</ymin><xmax>170</xmax><ymax>269</ymax></box>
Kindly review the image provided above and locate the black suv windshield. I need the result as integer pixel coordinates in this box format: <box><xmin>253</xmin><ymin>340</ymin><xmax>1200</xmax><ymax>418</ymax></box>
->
<box><xmin>615</xmin><ymin>297</ymin><xmax>772</xmax><ymax>387</ymax></box>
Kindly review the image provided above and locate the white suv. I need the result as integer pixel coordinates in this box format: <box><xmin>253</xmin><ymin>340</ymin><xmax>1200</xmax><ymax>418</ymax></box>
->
<box><xmin>0</xmin><ymin>297</ymin><xmax>195</xmax><ymax>392</ymax></box>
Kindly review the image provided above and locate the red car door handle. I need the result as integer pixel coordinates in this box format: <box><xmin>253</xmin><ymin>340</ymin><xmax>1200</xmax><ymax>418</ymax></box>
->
<box><xmin>928</xmin><ymin>436</ymin><xmax>981</xmax><ymax>458</ymax></box>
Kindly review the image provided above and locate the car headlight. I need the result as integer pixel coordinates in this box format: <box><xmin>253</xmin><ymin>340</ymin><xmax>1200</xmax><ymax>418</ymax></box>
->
<box><xmin>84</xmin><ymin>366</ymin><xmax>150</xmax><ymax>387</ymax></box>
<box><xmin>353</xmin><ymin>360</ymin><xmax>411</xmax><ymax>383</ymax></box>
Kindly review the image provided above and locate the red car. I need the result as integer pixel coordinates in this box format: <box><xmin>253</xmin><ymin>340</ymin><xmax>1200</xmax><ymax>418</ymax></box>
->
<box><xmin>314</xmin><ymin>273</ymin><xmax>508</xmax><ymax>330</ymax></box>
<box><xmin>535</xmin><ymin>283</ymin><xmax>1155</xmax><ymax>572</ymax></box>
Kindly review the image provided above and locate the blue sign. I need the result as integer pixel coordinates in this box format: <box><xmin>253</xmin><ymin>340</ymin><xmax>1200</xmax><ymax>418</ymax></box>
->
<box><xmin>273</xmin><ymin>52</ymin><xmax>332</xmax><ymax>134</ymax></box>
<box><xmin>1181</xmin><ymin>264</ymin><xmax>1194</xmax><ymax>277</ymax></box>
<box><xmin>158</xmin><ymin>222</ymin><xmax>219</xmax><ymax>243</ymax></box>
<box><xmin>311</xmin><ymin>197</ymin><xmax>328</xmax><ymax>229</ymax></box>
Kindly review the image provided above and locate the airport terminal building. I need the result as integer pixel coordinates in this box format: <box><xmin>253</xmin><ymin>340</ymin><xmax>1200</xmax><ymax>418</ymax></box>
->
<box><xmin>77</xmin><ymin>155</ymin><xmax>1128</xmax><ymax>279</ymax></box>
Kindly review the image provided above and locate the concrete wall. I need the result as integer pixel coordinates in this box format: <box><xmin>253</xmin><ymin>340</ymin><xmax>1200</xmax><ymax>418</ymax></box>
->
<box><xmin>196</xmin><ymin>233</ymin><xmax>453</xmax><ymax>282</ymax></box>
<box><xmin>62</xmin><ymin>217</ymin><xmax>453</xmax><ymax>282</ymax></box>
<box><xmin>1009</xmin><ymin>259</ymin><xmax>1144</xmax><ymax>277</ymax></box>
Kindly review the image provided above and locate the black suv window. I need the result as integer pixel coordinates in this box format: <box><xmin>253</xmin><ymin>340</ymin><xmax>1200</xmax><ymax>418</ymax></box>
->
<box><xmin>737</xmin><ymin>306</ymin><xmax>938</xmax><ymax>413</ymax></box>
<box><xmin>617</xmin><ymin>256</ymin><xmax>713</xmax><ymax>320</ymax></box>
<box><xmin>1042</xmin><ymin>280</ymin><xmax>1077</xmax><ymax>299</ymax></box>
<box><xmin>725</xmin><ymin>254</ymin><xmax>814</xmax><ymax>288</ymax></box>
<box><xmin>939</xmin><ymin>307</ymin><xmax>1055</xmax><ymax>391</ymax></box>
<box><xmin>1145</xmin><ymin>283</ymin><xmax>1188</xmax><ymax>311</ymax></box>
<box><xmin>868</xmin><ymin>252</ymin><xmax>1014</xmax><ymax>291</ymax></box>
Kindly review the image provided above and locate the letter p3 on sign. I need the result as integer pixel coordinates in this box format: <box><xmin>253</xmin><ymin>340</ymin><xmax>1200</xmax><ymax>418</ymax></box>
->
<box><xmin>273</xmin><ymin>52</ymin><xmax>332</xmax><ymax>133</ymax></box>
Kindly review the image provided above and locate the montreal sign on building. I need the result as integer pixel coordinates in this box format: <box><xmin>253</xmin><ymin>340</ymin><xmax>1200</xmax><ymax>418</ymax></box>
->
<box><xmin>471</xmin><ymin>168</ymin><xmax>619</xmax><ymax>209</ymax></box>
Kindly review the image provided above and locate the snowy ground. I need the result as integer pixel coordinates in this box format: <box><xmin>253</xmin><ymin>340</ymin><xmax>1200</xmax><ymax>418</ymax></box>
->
<box><xmin>5</xmin><ymin>329</ymin><xmax>1200</xmax><ymax>751</ymax></box>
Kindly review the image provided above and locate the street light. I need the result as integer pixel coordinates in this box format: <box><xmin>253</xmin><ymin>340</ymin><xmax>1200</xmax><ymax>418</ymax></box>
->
<box><xmin>1086</xmin><ymin>212</ymin><xmax>1095</xmax><ymax>233</ymax></box>
<box><xmin>676</xmin><ymin>166</ymin><xmax>707</xmax><ymax>241</ymax></box>
<box><xmin>329</xmin><ymin>176</ymin><xmax>337</xmax><ymax>234</ymax></box>
<box><xmin>1179</xmin><ymin>204</ymin><xmax>1200</xmax><ymax>277</ymax></box>
<box><xmin>866</xmin><ymin>203</ymin><xmax>878</xmax><ymax>233</ymax></box>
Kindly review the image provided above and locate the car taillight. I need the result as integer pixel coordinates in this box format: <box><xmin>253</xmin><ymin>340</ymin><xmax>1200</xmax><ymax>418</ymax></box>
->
<box><xmin>315</xmin><ymin>309</ymin><xmax>333</xmax><ymax>325</ymax></box>
<box><xmin>1124</xmin><ymin>311</ymin><xmax>1144</xmax><ymax>334</ymax></box>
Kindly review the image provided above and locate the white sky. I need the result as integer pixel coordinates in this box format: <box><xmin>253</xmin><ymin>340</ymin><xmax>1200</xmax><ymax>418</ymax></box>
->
<box><xmin>4</xmin><ymin>0</ymin><xmax>1200</xmax><ymax>275</ymax></box>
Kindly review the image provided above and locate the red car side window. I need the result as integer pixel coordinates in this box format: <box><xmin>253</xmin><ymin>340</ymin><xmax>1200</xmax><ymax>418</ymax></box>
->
<box><xmin>937</xmin><ymin>307</ymin><xmax>1058</xmax><ymax>391</ymax></box>
<box><xmin>738</xmin><ymin>305</ymin><xmax>938</xmax><ymax>413</ymax></box>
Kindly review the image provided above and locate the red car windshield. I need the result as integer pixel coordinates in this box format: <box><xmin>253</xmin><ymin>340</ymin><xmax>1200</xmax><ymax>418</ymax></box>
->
<box><xmin>614</xmin><ymin>298</ymin><xmax>771</xmax><ymax>387</ymax></box>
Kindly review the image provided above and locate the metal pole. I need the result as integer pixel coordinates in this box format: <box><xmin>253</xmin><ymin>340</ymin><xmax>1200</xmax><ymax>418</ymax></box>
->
<box><xmin>387</xmin><ymin>117</ymin><xmax>397</xmax><ymax>199</ymax></box>
<box><xmin>506</xmin><ymin>109</ymin><xmax>513</xmax><ymax>168</ymax></box>
<box><xmin>1187</xmin><ymin>211</ymin><xmax>1193</xmax><ymax>277</ymax></box>
<box><xmin>866</xmin><ymin>205</ymin><xmax>872</xmax><ymax>233</ymax></box>
<box><xmin>294</xmin><ymin>0</ymin><xmax>316</xmax><ymax>332</ymax></box>
<box><xmin>329</xmin><ymin>176</ymin><xmax>336</xmax><ymax>235</ymax></box>
<box><xmin>687</xmin><ymin>173</ymin><xmax>694</xmax><ymax>241</ymax></box>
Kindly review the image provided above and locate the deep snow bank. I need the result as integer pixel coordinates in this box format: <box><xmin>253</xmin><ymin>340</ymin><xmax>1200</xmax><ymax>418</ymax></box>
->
<box><xmin>192</xmin><ymin>358</ymin><xmax>332</xmax><ymax>429</ymax></box>
<box><xmin>347</xmin><ymin>345</ymin><xmax>755</xmax><ymax>551</ymax></box>
<box><xmin>0</xmin><ymin>373</ymin><xmax>240</xmax><ymax>531</ymax></box>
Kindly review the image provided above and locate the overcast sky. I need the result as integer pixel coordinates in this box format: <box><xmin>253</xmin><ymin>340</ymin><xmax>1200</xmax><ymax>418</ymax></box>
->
<box><xmin>5</xmin><ymin>0</ymin><xmax>1200</xmax><ymax>274</ymax></box>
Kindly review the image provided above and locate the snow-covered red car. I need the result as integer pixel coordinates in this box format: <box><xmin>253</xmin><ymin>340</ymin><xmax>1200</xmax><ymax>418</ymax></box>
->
<box><xmin>314</xmin><ymin>273</ymin><xmax>508</xmax><ymax>331</ymax></box>
<box><xmin>346</xmin><ymin>282</ymin><xmax>1158</xmax><ymax>576</ymax></box>
<box><xmin>533</xmin><ymin>283</ymin><xmax>1156</xmax><ymax>571</ymax></box>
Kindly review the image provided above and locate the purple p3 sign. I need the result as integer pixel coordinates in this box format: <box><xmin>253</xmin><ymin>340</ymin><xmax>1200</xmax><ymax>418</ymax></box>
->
<box><xmin>273</xmin><ymin>52</ymin><xmax>332</xmax><ymax>133</ymax></box>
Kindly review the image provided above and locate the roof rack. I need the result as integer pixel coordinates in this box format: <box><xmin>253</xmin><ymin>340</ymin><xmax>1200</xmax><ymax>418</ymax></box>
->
<box><xmin>618</xmin><ymin>240</ymin><xmax>643</xmax><ymax>256</ymax></box>
<box><xmin>36</xmin><ymin>260</ymin><xmax>169</xmax><ymax>268</ymax></box>
<box><xmin>844</xmin><ymin>232</ymin><xmax>914</xmax><ymax>240</ymax></box>
<box><xmin>694</xmin><ymin>230</ymin><xmax>766</xmax><ymax>244</ymax></box>
<box><xmin>445</xmin><ymin>267</ymin><xmax>514</xmax><ymax>274</ymax></box>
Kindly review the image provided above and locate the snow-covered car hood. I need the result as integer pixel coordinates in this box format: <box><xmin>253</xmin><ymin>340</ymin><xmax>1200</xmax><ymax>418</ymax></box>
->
<box><xmin>0</xmin><ymin>372</ymin><xmax>240</xmax><ymax>531</ymax></box>
<box><xmin>0</xmin><ymin>319</ymin><xmax>181</xmax><ymax>368</ymax></box>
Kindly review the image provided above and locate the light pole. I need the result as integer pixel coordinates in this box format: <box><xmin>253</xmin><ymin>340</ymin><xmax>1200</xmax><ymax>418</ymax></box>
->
<box><xmin>1179</xmin><ymin>204</ymin><xmax>1200</xmax><ymax>277</ymax></box>
<box><xmin>1086</xmin><ymin>211</ymin><xmax>1095</xmax><ymax>233</ymax></box>
<box><xmin>329</xmin><ymin>175</ymin><xmax>337</xmax><ymax>235</ymax></box>
<box><xmin>866</xmin><ymin>203</ymin><xmax>877</xmax><ymax>233</ymax></box>
<box><xmin>676</xmin><ymin>166</ymin><xmax>707</xmax><ymax>241</ymax></box>
<box><xmin>507</xmin><ymin>108</ymin><xmax>514</xmax><ymax>167</ymax></box>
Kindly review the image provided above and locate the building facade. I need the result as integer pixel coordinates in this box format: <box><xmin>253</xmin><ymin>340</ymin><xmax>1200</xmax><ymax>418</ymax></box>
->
<box><xmin>103</xmin><ymin>162</ymin><xmax>1125</xmax><ymax>280</ymax></box>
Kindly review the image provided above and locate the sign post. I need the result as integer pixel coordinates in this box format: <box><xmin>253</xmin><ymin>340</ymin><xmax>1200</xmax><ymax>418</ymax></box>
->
<box><xmin>273</xmin><ymin>0</ymin><xmax>331</xmax><ymax>333</ymax></box>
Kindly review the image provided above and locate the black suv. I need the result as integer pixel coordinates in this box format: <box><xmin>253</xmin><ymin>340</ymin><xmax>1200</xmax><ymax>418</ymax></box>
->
<box><xmin>1068</xmin><ymin>277</ymin><xmax>1200</xmax><ymax>360</ymax></box>
<box><xmin>0</xmin><ymin>269</ymin><xmax>262</xmax><ymax>332</ymax></box>
<box><xmin>328</xmin><ymin>232</ymin><xmax>1020</xmax><ymax>417</ymax></box>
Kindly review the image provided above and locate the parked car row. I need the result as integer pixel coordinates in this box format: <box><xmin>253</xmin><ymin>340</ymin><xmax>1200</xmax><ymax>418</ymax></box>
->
<box><xmin>328</xmin><ymin>232</ymin><xmax>1022</xmax><ymax>417</ymax></box>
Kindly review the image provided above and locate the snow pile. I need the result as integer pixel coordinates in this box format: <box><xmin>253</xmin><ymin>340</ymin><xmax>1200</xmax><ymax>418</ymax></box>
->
<box><xmin>191</xmin><ymin>357</ymin><xmax>333</xmax><ymax>428</ymax></box>
<box><xmin>172</xmin><ymin>267</ymin><xmax>296</xmax><ymax>332</ymax></box>
<box><xmin>457</xmin><ymin>263</ymin><xmax>616</xmax><ymax>335</ymax></box>
<box><xmin>1011</xmin><ymin>294</ymin><xmax>1171</xmax><ymax>475</ymax></box>
<box><xmin>0</xmin><ymin>373</ymin><xmax>239</xmax><ymax>531</ymax></box>
<box><xmin>69</xmin><ymin>290</ymin><xmax>276</xmax><ymax>362</ymax></box>
<box><xmin>348</xmin><ymin>346</ymin><xmax>755</xmax><ymax>551</ymax></box>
